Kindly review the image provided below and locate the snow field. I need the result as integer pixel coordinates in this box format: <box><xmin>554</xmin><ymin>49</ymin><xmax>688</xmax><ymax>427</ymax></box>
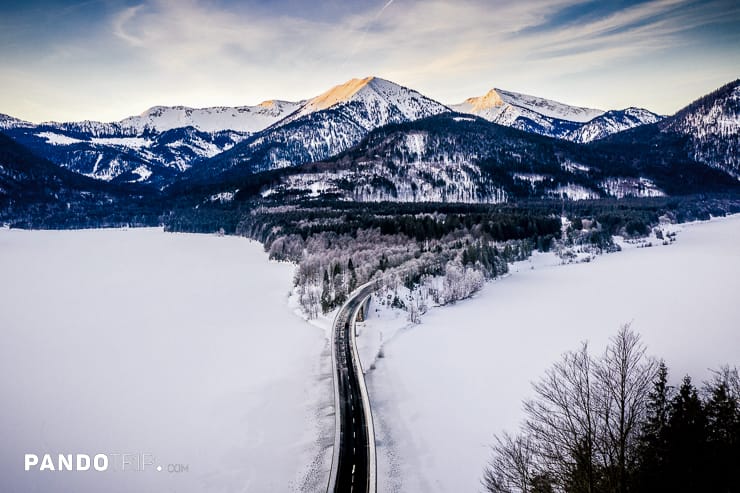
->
<box><xmin>0</xmin><ymin>228</ymin><xmax>331</xmax><ymax>493</ymax></box>
<box><xmin>364</xmin><ymin>215</ymin><xmax>740</xmax><ymax>493</ymax></box>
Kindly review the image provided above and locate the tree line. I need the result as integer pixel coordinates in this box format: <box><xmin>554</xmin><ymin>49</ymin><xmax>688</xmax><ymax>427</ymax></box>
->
<box><xmin>483</xmin><ymin>325</ymin><xmax>739</xmax><ymax>493</ymax></box>
<box><xmin>156</xmin><ymin>196</ymin><xmax>740</xmax><ymax>320</ymax></box>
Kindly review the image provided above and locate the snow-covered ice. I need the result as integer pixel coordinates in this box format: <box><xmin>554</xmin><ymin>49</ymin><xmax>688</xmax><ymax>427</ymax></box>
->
<box><xmin>366</xmin><ymin>215</ymin><xmax>740</xmax><ymax>493</ymax></box>
<box><xmin>0</xmin><ymin>228</ymin><xmax>331</xmax><ymax>493</ymax></box>
<box><xmin>1</xmin><ymin>216</ymin><xmax>737</xmax><ymax>493</ymax></box>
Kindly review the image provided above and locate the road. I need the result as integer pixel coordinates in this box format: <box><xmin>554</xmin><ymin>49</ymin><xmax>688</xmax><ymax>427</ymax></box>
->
<box><xmin>327</xmin><ymin>283</ymin><xmax>376</xmax><ymax>493</ymax></box>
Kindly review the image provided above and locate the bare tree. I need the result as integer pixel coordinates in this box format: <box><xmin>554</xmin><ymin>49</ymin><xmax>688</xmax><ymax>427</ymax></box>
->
<box><xmin>524</xmin><ymin>342</ymin><xmax>598</xmax><ymax>493</ymax></box>
<box><xmin>485</xmin><ymin>326</ymin><xmax>659</xmax><ymax>493</ymax></box>
<box><xmin>482</xmin><ymin>432</ymin><xmax>541</xmax><ymax>493</ymax></box>
<box><xmin>708</xmin><ymin>365</ymin><xmax>740</xmax><ymax>401</ymax></box>
<box><xmin>594</xmin><ymin>325</ymin><xmax>657</xmax><ymax>493</ymax></box>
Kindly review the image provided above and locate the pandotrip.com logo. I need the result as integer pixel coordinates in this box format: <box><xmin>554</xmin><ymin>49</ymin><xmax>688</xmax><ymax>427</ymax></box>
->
<box><xmin>24</xmin><ymin>453</ymin><xmax>189</xmax><ymax>473</ymax></box>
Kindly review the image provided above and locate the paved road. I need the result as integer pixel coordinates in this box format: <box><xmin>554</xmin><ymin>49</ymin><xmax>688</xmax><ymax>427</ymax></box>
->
<box><xmin>328</xmin><ymin>284</ymin><xmax>376</xmax><ymax>493</ymax></box>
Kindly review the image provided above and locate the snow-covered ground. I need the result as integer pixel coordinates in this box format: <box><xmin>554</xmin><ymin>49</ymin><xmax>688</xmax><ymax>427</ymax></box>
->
<box><xmin>0</xmin><ymin>228</ymin><xmax>332</xmax><ymax>493</ymax></box>
<box><xmin>2</xmin><ymin>217</ymin><xmax>737</xmax><ymax>493</ymax></box>
<box><xmin>365</xmin><ymin>215</ymin><xmax>740</xmax><ymax>493</ymax></box>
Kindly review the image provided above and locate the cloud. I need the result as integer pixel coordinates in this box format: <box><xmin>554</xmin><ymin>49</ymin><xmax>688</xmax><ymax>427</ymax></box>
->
<box><xmin>113</xmin><ymin>5</ymin><xmax>145</xmax><ymax>47</ymax></box>
<box><xmin>101</xmin><ymin>0</ymin><xmax>737</xmax><ymax>88</ymax></box>
<box><xmin>0</xmin><ymin>0</ymin><xmax>737</xmax><ymax>121</ymax></box>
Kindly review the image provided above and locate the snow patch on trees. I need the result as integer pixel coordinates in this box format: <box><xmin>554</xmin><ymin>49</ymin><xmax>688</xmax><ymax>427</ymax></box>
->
<box><xmin>265</xmin><ymin>161</ymin><xmax>509</xmax><ymax>204</ymax></box>
<box><xmin>548</xmin><ymin>184</ymin><xmax>599</xmax><ymax>201</ymax></box>
<box><xmin>278</xmin><ymin>227</ymin><xmax>519</xmax><ymax>321</ymax></box>
<box><xmin>600</xmin><ymin>177</ymin><xmax>666</xmax><ymax>198</ymax></box>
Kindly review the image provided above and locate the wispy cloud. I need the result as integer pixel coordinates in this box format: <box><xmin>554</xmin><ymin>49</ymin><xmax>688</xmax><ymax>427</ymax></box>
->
<box><xmin>0</xmin><ymin>0</ymin><xmax>737</xmax><ymax>121</ymax></box>
<box><xmin>112</xmin><ymin>5</ymin><xmax>145</xmax><ymax>47</ymax></box>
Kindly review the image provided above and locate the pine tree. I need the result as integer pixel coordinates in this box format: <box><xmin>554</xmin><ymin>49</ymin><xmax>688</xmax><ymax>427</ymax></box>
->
<box><xmin>704</xmin><ymin>376</ymin><xmax>739</xmax><ymax>492</ymax></box>
<box><xmin>663</xmin><ymin>376</ymin><xmax>707</xmax><ymax>493</ymax></box>
<box><xmin>635</xmin><ymin>361</ymin><xmax>671</xmax><ymax>492</ymax></box>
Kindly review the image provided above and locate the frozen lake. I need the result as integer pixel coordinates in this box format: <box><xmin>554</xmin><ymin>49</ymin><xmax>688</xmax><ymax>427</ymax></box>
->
<box><xmin>1</xmin><ymin>217</ymin><xmax>738</xmax><ymax>493</ymax></box>
<box><xmin>0</xmin><ymin>228</ymin><xmax>331</xmax><ymax>493</ymax></box>
<box><xmin>366</xmin><ymin>215</ymin><xmax>740</xmax><ymax>493</ymax></box>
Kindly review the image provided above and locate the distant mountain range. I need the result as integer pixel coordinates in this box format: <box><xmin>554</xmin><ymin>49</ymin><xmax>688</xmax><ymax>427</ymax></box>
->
<box><xmin>0</xmin><ymin>77</ymin><xmax>665</xmax><ymax>187</ymax></box>
<box><xmin>254</xmin><ymin>109</ymin><xmax>736</xmax><ymax>204</ymax></box>
<box><xmin>0</xmin><ymin>77</ymin><xmax>738</xmax><ymax>215</ymax></box>
<box><xmin>182</xmin><ymin>78</ymin><xmax>738</xmax><ymax>203</ymax></box>
<box><xmin>178</xmin><ymin>77</ymin><xmax>450</xmax><ymax>187</ymax></box>
<box><xmin>449</xmin><ymin>88</ymin><xmax>662</xmax><ymax>143</ymax></box>
<box><xmin>119</xmin><ymin>100</ymin><xmax>302</xmax><ymax>133</ymax></box>
<box><xmin>0</xmin><ymin>99</ymin><xmax>301</xmax><ymax>186</ymax></box>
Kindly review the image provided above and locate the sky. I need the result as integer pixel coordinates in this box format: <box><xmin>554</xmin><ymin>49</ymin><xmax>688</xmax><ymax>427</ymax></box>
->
<box><xmin>0</xmin><ymin>0</ymin><xmax>738</xmax><ymax>122</ymax></box>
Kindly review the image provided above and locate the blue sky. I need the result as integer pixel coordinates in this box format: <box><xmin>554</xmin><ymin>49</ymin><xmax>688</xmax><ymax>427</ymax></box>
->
<box><xmin>1</xmin><ymin>0</ymin><xmax>738</xmax><ymax>122</ymax></box>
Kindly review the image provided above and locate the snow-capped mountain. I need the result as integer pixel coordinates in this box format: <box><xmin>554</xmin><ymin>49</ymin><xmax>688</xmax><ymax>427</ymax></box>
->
<box><xmin>3</xmin><ymin>123</ymin><xmax>249</xmax><ymax>185</ymax></box>
<box><xmin>180</xmin><ymin>77</ymin><xmax>450</xmax><ymax>185</ymax></box>
<box><xmin>461</xmin><ymin>88</ymin><xmax>605</xmax><ymax>123</ymax></box>
<box><xmin>3</xmin><ymin>77</ymin><xmax>737</xmax><ymax>194</ymax></box>
<box><xmin>450</xmin><ymin>88</ymin><xmax>600</xmax><ymax>139</ymax></box>
<box><xmin>0</xmin><ymin>113</ymin><xmax>33</xmax><ymax>130</ymax></box>
<box><xmin>119</xmin><ymin>101</ymin><xmax>301</xmax><ymax>133</ymax></box>
<box><xmin>282</xmin><ymin>77</ymin><xmax>448</xmax><ymax>127</ymax></box>
<box><xmin>658</xmin><ymin>79</ymin><xmax>739</xmax><ymax>177</ymax></box>
<box><xmin>0</xmin><ymin>100</ymin><xmax>302</xmax><ymax>185</ymax></box>
<box><xmin>450</xmin><ymin>88</ymin><xmax>661</xmax><ymax>142</ymax></box>
<box><xmin>567</xmin><ymin>107</ymin><xmax>663</xmax><ymax>143</ymax></box>
<box><xmin>254</xmin><ymin>112</ymin><xmax>736</xmax><ymax>204</ymax></box>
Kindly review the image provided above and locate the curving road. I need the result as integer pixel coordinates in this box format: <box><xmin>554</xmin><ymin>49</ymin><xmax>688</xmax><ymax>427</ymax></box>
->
<box><xmin>327</xmin><ymin>283</ymin><xmax>376</xmax><ymax>493</ymax></box>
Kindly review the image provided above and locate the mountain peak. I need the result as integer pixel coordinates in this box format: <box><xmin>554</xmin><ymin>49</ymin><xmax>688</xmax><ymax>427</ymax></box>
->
<box><xmin>139</xmin><ymin>105</ymin><xmax>183</xmax><ymax>117</ymax></box>
<box><xmin>454</xmin><ymin>87</ymin><xmax>605</xmax><ymax>124</ymax></box>
<box><xmin>304</xmin><ymin>76</ymin><xmax>377</xmax><ymax>112</ymax></box>
<box><xmin>281</xmin><ymin>76</ymin><xmax>449</xmax><ymax>125</ymax></box>
<box><xmin>451</xmin><ymin>88</ymin><xmax>665</xmax><ymax>142</ymax></box>
<box><xmin>464</xmin><ymin>89</ymin><xmax>505</xmax><ymax>111</ymax></box>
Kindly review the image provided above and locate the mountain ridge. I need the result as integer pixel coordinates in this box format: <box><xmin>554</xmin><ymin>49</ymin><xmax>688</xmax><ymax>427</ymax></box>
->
<box><xmin>247</xmin><ymin>112</ymin><xmax>737</xmax><ymax>205</ymax></box>
<box><xmin>450</xmin><ymin>87</ymin><xmax>661</xmax><ymax>143</ymax></box>
<box><xmin>0</xmin><ymin>131</ymin><xmax>160</xmax><ymax>227</ymax></box>
<box><xmin>1</xmin><ymin>77</ymin><xmax>737</xmax><ymax>193</ymax></box>
<box><xmin>174</xmin><ymin>76</ymin><xmax>451</xmax><ymax>187</ymax></box>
